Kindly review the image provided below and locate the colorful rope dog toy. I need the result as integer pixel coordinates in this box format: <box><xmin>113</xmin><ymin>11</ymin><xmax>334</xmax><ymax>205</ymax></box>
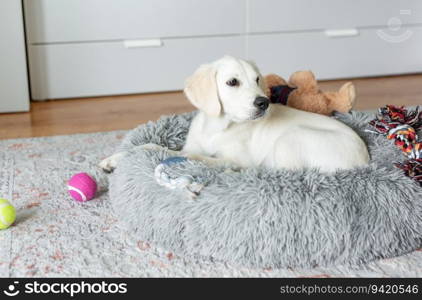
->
<box><xmin>368</xmin><ymin>105</ymin><xmax>422</xmax><ymax>186</ymax></box>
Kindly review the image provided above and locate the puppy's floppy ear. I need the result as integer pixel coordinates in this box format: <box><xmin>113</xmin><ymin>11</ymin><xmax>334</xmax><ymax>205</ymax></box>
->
<box><xmin>184</xmin><ymin>64</ymin><xmax>221</xmax><ymax>117</ymax></box>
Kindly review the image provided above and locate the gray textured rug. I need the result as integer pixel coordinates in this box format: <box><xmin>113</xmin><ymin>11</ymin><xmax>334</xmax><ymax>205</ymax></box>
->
<box><xmin>0</xmin><ymin>114</ymin><xmax>421</xmax><ymax>277</ymax></box>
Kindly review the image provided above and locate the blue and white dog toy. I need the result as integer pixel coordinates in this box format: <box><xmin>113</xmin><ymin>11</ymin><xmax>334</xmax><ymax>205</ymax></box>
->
<box><xmin>154</xmin><ymin>156</ymin><xmax>204</xmax><ymax>197</ymax></box>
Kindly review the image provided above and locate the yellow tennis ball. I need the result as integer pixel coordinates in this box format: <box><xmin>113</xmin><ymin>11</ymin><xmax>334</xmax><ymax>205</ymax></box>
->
<box><xmin>0</xmin><ymin>198</ymin><xmax>16</xmax><ymax>230</ymax></box>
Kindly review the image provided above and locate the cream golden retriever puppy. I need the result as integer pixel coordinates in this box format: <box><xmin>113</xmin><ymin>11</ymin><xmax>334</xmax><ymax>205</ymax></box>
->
<box><xmin>100</xmin><ymin>56</ymin><xmax>369</xmax><ymax>173</ymax></box>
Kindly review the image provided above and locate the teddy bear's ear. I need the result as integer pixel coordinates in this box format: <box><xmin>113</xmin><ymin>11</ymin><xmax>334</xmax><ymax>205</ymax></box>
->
<box><xmin>264</xmin><ymin>74</ymin><xmax>287</xmax><ymax>87</ymax></box>
<box><xmin>289</xmin><ymin>71</ymin><xmax>317</xmax><ymax>90</ymax></box>
<box><xmin>264</xmin><ymin>74</ymin><xmax>287</xmax><ymax>97</ymax></box>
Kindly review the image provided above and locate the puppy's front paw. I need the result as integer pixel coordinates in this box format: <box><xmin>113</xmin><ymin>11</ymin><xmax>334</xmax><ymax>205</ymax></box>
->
<box><xmin>99</xmin><ymin>157</ymin><xmax>116</xmax><ymax>173</ymax></box>
<box><xmin>99</xmin><ymin>152</ymin><xmax>124</xmax><ymax>173</ymax></box>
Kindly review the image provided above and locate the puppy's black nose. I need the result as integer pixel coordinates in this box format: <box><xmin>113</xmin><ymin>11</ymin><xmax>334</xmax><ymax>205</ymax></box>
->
<box><xmin>254</xmin><ymin>97</ymin><xmax>269</xmax><ymax>111</ymax></box>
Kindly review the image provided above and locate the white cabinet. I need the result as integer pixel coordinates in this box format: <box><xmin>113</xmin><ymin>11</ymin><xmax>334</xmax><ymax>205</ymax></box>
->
<box><xmin>249</xmin><ymin>27</ymin><xmax>422</xmax><ymax>80</ymax></box>
<box><xmin>25</xmin><ymin>0</ymin><xmax>247</xmax><ymax>100</ymax></box>
<box><xmin>247</xmin><ymin>0</ymin><xmax>422</xmax><ymax>33</ymax></box>
<box><xmin>24</xmin><ymin>0</ymin><xmax>422</xmax><ymax>100</ymax></box>
<box><xmin>0</xmin><ymin>0</ymin><xmax>30</xmax><ymax>112</ymax></box>
<box><xmin>28</xmin><ymin>36</ymin><xmax>245</xmax><ymax>99</ymax></box>
<box><xmin>24</xmin><ymin>0</ymin><xmax>246</xmax><ymax>43</ymax></box>
<box><xmin>247</xmin><ymin>0</ymin><xmax>422</xmax><ymax>80</ymax></box>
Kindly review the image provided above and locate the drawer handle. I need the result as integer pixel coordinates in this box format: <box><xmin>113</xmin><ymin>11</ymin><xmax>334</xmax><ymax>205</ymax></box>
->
<box><xmin>324</xmin><ymin>28</ymin><xmax>359</xmax><ymax>38</ymax></box>
<box><xmin>123</xmin><ymin>39</ymin><xmax>163</xmax><ymax>48</ymax></box>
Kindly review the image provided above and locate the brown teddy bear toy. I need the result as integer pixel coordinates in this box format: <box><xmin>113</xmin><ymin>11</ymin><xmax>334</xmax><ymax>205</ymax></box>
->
<box><xmin>264</xmin><ymin>71</ymin><xmax>356</xmax><ymax>116</ymax></box>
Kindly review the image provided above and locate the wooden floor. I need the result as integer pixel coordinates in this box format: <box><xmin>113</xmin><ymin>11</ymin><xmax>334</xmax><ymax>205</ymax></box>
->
<box><xmin>1</xmin><ymin>74</ymin><xmax>421</xmax><ymax>140</ymax></box>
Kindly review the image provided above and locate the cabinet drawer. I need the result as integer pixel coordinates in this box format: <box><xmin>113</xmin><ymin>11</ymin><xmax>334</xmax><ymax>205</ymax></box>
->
<box><xmin>28</xmin><ymin>36</ymin><xmax>245</xmax><ymax>100</ymax></box>
<box><xmin>248</xmin><ymin>26</ymin><xmax>422</xmax><ymax>79</ymax></box>
<box><xmin>24</xmin><ymin>0</ymin><xmax>245</xmax><ymax>44</ymax></box>
<box><xmin>248</xmin><ymin>0</ymin><xmax>422</xmax><ymax>33</ymax></box>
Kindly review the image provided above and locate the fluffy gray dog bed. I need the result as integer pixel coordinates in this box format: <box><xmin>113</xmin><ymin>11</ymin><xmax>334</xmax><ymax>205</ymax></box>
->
<box><xmin>109</xmin><ymin>110</ymin><xmax>422</xmax><ymax>268</ymax></box>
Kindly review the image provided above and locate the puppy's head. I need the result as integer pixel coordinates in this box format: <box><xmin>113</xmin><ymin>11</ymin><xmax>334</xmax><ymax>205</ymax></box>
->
<box><xmin>184</xmin><ymin>56</ymin><xmax>269</xmax><ymax>122</ymax></box>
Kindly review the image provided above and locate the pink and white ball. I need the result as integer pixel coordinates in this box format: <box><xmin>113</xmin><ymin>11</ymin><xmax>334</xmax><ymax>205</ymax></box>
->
<box><xmin>67</xmin><ymin>173</ymin><xmax>97</xmax><ymax>202</ymax></box>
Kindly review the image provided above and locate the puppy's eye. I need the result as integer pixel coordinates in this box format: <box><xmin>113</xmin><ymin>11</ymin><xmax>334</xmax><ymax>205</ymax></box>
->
<box><xmin>226</xmin><ymin>78</ymin><xmax>239</xmax><ymax>87</ymax></box>
<box><xmin>256</xmin><ymin>77</ymin><xmax>260</xmax><ymax>84</ymax></box>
